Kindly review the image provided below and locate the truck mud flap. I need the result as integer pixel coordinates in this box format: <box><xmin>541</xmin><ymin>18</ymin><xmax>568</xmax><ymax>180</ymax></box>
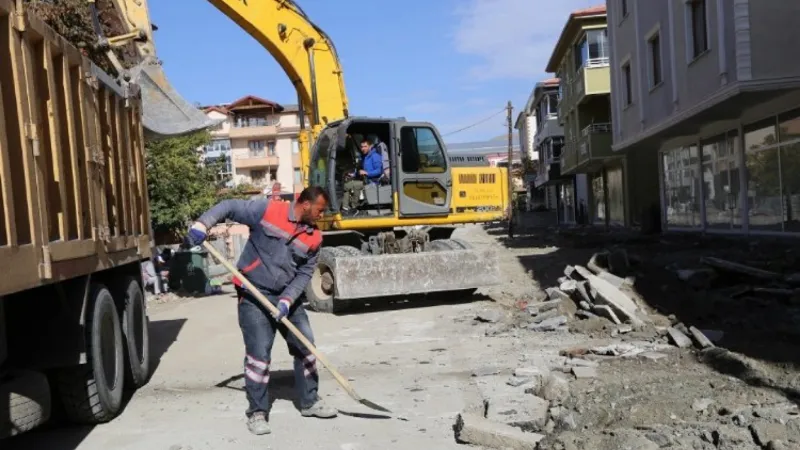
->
<box><xmin>330</xmin><ymin>249</ymin><xmax>501</xmax><ymax>300</ymax></box>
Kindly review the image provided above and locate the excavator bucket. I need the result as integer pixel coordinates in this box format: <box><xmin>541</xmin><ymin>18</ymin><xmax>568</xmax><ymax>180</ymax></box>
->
<box><xmin>329</xmin><ymin>248</ymin><xmax>502</xmax><ymax>300</ymax></box>
<box><xmin>128</xmin><ymin>58</ymin><xmax>224</xmax><ymax>139</ymax></box>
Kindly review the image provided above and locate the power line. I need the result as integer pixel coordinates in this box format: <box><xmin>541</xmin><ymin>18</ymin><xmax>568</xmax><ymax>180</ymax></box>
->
<box><xmin>441</xmin><ymin>108</ymin><xmax>507</xmax><ymax>137</ymax></box>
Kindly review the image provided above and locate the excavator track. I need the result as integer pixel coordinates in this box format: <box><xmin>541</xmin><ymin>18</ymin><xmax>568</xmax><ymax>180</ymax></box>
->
<box><xmin>304</xmin><ymin>241</ymin><xmax>500</xmax><ymax>313</ymax></box>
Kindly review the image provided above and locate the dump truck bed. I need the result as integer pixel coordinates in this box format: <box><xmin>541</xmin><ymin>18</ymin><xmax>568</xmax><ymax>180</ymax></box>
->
<box><xmin>0</xmin><ymin>0</ymin><xmax>152</xmax><ymax>297</ymax></box>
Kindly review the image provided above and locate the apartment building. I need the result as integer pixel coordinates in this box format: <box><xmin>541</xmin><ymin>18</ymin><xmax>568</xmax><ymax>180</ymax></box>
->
<box><xmin>200</xmin><ymin>95</ymin><xmax>307</xmax><ymax>195</ymax></box>
<box><xmin>546</xmin><ymin>5</ymin><xmax>619</xmax><ymax>226</ymax></box>
<box><xmin>608</xmin><ymin>0</ymin><xmax>800</xmax><ymax>234</ymax></box>
<box><xmin>530</xmin><ymin>79</ymin><xmax>567</xmax><ymax>216</ymax></box>
<box><xmin>514</xmin><ymin>95</ymin><xmax>539</xmax><ymax>164</ymax></box>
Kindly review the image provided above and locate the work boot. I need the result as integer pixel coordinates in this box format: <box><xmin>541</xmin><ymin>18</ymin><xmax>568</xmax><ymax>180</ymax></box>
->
<box><xmin>300</xmin><ymin>399</ymin><xmax>338</xmax><ymax>418</ymax></box>
<box><xmin>247</xmin><ymin>412</ymin><xmax>271</xmax><ymax>435</ymax></box>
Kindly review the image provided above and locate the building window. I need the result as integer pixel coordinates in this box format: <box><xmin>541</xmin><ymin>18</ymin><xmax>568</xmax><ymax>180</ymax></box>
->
<box><xmin>269</xmin><ymin>169</ymin><xmax>278</xmax><ymax>181</ymax></box>
<box><xmin>688</xmin><ymin>0</ymin><xmax>708</xmax><ymax>59</ymax></box>
<box><xmin>662</xmin><ymin>145</ymin><xmax>701</xmax><ymax>228</ymax></box>
<box><xmin>292</xmin><ymin>138</ymin><xmax>299</xmax><ymax>154</ymax></box>
<box><xmin>574</xmin><ymin>28</ymin><xmax>609</xmax><ymax>71</ymax></box>
<box><xmin>701</xmin><ymin>131</ymin><xmax>741</xmax><ymax>230</ymax></box>
<box><xmin>744</xmin><ymin>118</ymin><xmax>782</xmax><ymax>231</ymax></box>
<box><xmin>648</xmin><ymin>32</ymin><xmax>663</xmax><ymax>88</ymax></box>
<box><xmin>251</xmin><ymin>169</ymin><xmax>266</xmax><ymax>184</ymax></box>
<box><xmin>248</xmin><ymin>140</ymin><xmax>265</xmax><ymax>157</ymax></box>
<box><xmin>294</xmin><ymin>168</ymin><xmax>302</xmax><ymax>184</ymax></box>
<box><xmin>267</xmin><ymin>140</ymin><xmax>276</xmax><ymax>156</ymax></box>
<box><xmin>546</xmin><ymin>93</ymin><xmax>558</xmax><ymax>115</ymax></box>
<box><xmin>621</xmin><ymin>0</ymin><xmax>628</xmax><ymax>18</ymax></box>
<box><xmin>622</xmin><ymin>62</ymin><xmax>633</xmax><ymax>105</ymax></box>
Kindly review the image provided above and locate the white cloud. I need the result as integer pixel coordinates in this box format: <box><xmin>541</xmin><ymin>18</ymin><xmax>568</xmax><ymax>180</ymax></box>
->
<box><xmin>452</xmin><ymin>0</ymin><xmax>597</xmax><ymax>80</ymax></box>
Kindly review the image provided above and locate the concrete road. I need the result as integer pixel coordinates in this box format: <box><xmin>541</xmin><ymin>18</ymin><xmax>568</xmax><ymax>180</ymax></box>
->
<box><xmin>6</xmin><ymin>289</ymin><xmax>497</xmax><ymax>450</ymax></box>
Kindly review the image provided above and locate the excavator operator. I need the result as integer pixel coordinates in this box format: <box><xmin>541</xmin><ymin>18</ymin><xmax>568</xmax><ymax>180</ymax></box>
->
<box><xmin>342</xmin><ymin>138</ymin><xmax>383</xmax><ymax>212</ymax></box>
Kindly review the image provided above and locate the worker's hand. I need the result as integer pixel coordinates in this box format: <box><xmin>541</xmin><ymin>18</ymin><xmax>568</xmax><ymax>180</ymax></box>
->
<box><xmin>358</xmin><ymin>169</ymin><xmax>367</xmax><ymax>176</ymax></box>
<box><xmin>184</xmin><ymin>222</ymin><xmax>207</xmax><ymax>247</ymax></box>
<box><xmin>273</xmin><ymin>298</ymin><xmax>292</xmax><ymax>321</ymax></box>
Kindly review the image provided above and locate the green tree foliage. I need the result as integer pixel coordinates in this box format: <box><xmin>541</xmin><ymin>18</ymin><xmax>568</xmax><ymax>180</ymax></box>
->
<box><xmin>145</xmin><ymin>130</ymin><xmax>225</xmax><ymax>236</ymax></box>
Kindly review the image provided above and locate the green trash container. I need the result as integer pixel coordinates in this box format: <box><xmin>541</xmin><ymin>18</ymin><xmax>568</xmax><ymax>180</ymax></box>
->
<box><xmin>168</xmin><ymin>249</ymin><xmax>213</xmax><ymax>295</ymax></box>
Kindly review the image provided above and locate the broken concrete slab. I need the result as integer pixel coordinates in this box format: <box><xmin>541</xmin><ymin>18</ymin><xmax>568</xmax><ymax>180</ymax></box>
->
<box><xmin>545</xmin><ymin>287</ymin><xmax>571</xmax><ymax>302</ymax></box>
<box><xmin>454</xmin><ymin>413</ymin><xmax>545</xmax><ymax>449</ymax></box>
<box><xmin>689</xmin><ymin>326</ymin><xmax>715</xmax><ymax>349</ymax></box>
<box><xmin>667</xmin><ymin>327</ymin><xmax>693</xmax><ymax>348</ymax></box>
<box><xmin>527</xmin><ymin>299</ymin><xmax>561</xmax><ymax>316</ymax></box>
<box><xmin>597</xmin><ymin>271</ymin><xmax>627</xmax><ymax>288</ymax></box>
<box><xmin>559</xmin><ymin>279</ymin><xmax>578</xmax><ymax>293</ymax></box>
<box><xmin>485</xmin><ymin>393</ymin><xmax>550</xmax><ymax>432</ymax></box>
<box><xmin>529</xmin><ymin>308</ymin><xmax>562</xmax><ymax>324</ymax></box>
<box><xmin>593</xmin><ymin>304</ymin><xmax>622</xmax><ymax>324</ymax></box>
<box><xmin>583</xmin><ymin>273</ymin><xmax>643</xmax><ymax>325</ymax></box>
<box><xmin>528</xmin><ymin>315</ymin><xmax>567</xmax><ymax>331</ymax></box>
<box><xmin>571</xmin><ymin>366</ymin><xmax>597</xmax><ymax>379</ymax></box>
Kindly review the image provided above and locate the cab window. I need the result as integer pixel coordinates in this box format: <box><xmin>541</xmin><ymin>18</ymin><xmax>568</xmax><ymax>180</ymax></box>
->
<box><xmin>400</xmin><ymin>126</ymin><xmax>447</xmax><ymax>174</ymax></box>
<box><xmin>309</xmin><ymin>132</ymin><xmax>330</xmax><ymax>189</ymax></box>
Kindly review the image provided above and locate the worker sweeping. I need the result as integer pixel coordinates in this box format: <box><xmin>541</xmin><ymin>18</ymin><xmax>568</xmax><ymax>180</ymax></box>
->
<box><xmin>183</xmin><ymin>186</ymin><xmax>337</xmax><ymax>436</ymax></box>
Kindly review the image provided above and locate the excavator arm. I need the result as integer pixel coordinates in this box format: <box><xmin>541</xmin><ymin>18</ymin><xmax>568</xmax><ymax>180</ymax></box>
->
<box><xmin>101</xmin><ymin>0</ymin><xmax>350</xmax><ymax>181</ymax></box>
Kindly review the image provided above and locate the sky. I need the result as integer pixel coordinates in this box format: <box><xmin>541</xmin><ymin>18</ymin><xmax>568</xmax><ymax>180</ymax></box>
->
<box><xmin>148</xmin><ymin>0</ymin><xmax>600</xmax><ymax>143</ymax></box>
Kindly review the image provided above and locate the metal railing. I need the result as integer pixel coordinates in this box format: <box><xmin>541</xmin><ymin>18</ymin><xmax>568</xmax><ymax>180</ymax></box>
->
<box><xmin>581</xmin><ymin>123</ymin><xmax>612</xmax><ymax>136</ymax></box>
<box><xmin>585</xmin><ymin>57</ymin><xmax>610</xmax><ymax>68</ymax></box>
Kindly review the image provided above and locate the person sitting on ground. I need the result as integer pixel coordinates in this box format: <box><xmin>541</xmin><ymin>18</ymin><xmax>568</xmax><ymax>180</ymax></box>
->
<box><xmin>342</xmin><ymin>138</ymin><xmax>383</xmax><ymax>211</ymax></box>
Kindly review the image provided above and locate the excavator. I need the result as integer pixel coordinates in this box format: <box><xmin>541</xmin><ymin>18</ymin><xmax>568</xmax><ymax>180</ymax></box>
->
<box><xmin>94</xmin><ymin>0</ymin><xmax>509</xmax><ymax>312</ymax></box>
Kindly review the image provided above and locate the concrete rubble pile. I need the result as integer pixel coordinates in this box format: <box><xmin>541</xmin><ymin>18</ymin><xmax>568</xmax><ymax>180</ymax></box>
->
<box><xmin>527</xmin><ymin>247</ymin><xmax>647</xmax><ymax>330</ymax></box>
<box><xmin>454</xmin><ymin>244</ymin><xmax>800</xmax><ymax>449</ymax></box>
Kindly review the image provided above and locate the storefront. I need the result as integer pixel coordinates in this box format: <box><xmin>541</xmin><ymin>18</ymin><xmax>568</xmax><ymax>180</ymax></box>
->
<box><xmin>659</xmin><ymin>107</ymin><xmax>800</xmax><ymax>234</ymax></box>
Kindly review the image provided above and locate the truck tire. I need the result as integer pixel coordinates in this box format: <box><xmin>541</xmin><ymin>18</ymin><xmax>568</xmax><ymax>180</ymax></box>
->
<box><xmin>120</xmin><ymin>277</ymin><xmax>150</xmax><ymax>389</ymax></box>
<box><xmin>0</xmin><ymin>370</ymin><xmax>51</xmax><ymax>438</ymax></box>
<box><xmin>56</xmin><ymin>284</ymin><xmax>125</xmax><ymax>424</ymax></box>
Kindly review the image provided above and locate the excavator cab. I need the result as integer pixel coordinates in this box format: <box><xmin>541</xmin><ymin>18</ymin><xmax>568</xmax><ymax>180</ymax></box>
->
<box><xmin>311</xmin><ymin>117</ymin><xmax>453</xmax><ymax>218</ymax></box>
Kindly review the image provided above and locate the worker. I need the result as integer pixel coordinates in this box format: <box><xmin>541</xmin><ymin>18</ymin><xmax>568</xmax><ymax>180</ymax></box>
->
<box><xmin>342</xmin><ymin>138</ymin><xmax>383</xmax><ymax>211</ymax></box>
<box><xmin>183</xmin><ymin>186</ymin><xmax>337</xmax><ymax>436</ymax></box>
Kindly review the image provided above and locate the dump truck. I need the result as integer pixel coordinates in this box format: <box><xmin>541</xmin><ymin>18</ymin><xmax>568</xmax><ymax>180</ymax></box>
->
<box><xmin>0</xmin><ymin>0</ymin><xmax>152</xmax><ymax>438</ymax></box>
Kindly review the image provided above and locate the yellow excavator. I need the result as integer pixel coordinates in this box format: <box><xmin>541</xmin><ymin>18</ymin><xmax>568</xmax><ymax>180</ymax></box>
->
<box><xmin>98</xmin><ymin>0</ymin><xmax>508</xmax><ymax>312</ymax></box>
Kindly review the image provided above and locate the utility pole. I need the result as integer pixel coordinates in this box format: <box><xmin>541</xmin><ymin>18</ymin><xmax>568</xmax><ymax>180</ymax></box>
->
<box><xmin>506</xmin><ymin>101</ymin><xmax>514</xmax><ymax>239</ymax></box>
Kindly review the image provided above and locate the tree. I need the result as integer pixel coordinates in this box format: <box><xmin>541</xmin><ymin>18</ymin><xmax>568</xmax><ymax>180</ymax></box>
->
<box><xmin>145</xmin><ymin>130</ymin><xmax>224</xmax><ymax>237</ymax></box>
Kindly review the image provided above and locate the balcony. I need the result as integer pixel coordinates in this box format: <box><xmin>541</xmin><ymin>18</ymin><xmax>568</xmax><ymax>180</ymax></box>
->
<box><xmin>229</xmin><ymin>124</ymin><xmax>278</xmax><ymax>139</ymax></box>
<box><xmin>560</xmin><ymin>123</ymin><xmax>616</xmax><ymax>175</ymax></box>
<box><xmin>561</xmin><ymin>59</ymin><xmax>611</xmax><ymax>113</ymax></box>
<box><xmin>534</xmin><ymin>117</ymin><xmax>563</xmax><ymax>146</ymax></box>
<box><xmin>235</xmin><ymin>151</ymin><xmax>279</xmax><ymax>169</ymax></box>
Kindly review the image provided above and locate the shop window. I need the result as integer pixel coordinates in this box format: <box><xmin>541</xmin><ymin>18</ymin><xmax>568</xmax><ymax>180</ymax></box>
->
<box><xmin>701</xmin><ymin>131</ymin><xmax>741</xmax><ymax>229</ymax></box>
<box><xmin>662</xmin><ymin>146</ymin><xmax>701</xmax><ymax>228</ymax></box>
<box><xmin>744</xmin><ymin>118</ymin><xmax>781</xmax><ymax>231</ymax></box>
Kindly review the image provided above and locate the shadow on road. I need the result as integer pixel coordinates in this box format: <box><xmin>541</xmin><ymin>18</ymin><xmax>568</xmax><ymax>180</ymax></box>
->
<box><xmin>333</xmin><ymin>292</ymin><xmax>490</xmax><ymax>316</ymax></box>
<box><xmin>2</xmin><ymin>317</ymin><xmax>188</xmax><ymax>449</ymax></box>
<box><xmin>214</xmin><ymin>369</ymin><xmax>300</xmax><ymax>417</ymax></box>
<box><xmin>148</xmin><ymin>318</ymin><xmax>188</xmax><ymax>376</ymax></box>
<box><xmin>493</xmin><ymin>213</ymin><xmax>800</xmax><ymax>405</ymax></box>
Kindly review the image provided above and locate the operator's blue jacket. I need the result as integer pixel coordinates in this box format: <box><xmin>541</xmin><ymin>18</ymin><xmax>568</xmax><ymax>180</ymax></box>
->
<box><xmin>356</xmin><ymin>147</ymin><xmax>383</xmax><ymax>183</ymax></box>
<box><xmin>196</xmin><ymin>198</ymin><xmax>321</xmax><ymax>306</ymax></box>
